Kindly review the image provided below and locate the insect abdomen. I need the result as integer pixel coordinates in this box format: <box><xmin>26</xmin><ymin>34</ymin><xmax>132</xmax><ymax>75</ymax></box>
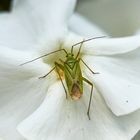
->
<box><xmin>71</xmin><ymin>83</ymin><xmax>82</xmax><ymax>100</ymax></box>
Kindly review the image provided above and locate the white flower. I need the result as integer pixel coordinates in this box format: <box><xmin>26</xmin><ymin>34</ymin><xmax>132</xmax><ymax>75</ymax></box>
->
<box><xmin>0</xmin><ymin>0</ymin><xmax>140</xmax><ymax>140</ymax></box>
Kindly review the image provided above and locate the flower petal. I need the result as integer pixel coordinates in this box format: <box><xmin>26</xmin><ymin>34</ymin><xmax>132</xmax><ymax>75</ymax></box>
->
<box><xmin>18</xmin><ymin>81</ymin><xmax>140</xmax><ymax>140</ymax></box>
<box><xmin>0</xmin><ymin>13</ymin><xmax>38</xmax><ymax>50</ymax></box>
<box><xmin>67</xmin><ymin>15</ymin><xmax>140</xmax><ymax>55</ymax></box>
<box><xmin>13</xmin><ymin>0</ymin><xmax>76</xmax><ymax>23</ymax></box>
<box><xmin>13</xmin><ymin>0</ymin><xmax>76</xmax><ymax>38</ymax></box>
<box><xmin>69</xmin><ymin>13</ymin><xmax>107</xmax><ymax>37</ymax></box>
<box><xmin>0</xmin><ymin>47</ymin><xmax>55</xmax><ymax>140</ymax></box>
<box><xmin>82</xmin><ymin>35</ymin><xmax>140</xmax><ymax>55</ymax></box>
<box><xmin>83</xmin><ymin>47</ymin><xmax>140</xmax><ymax>115</ymax></box>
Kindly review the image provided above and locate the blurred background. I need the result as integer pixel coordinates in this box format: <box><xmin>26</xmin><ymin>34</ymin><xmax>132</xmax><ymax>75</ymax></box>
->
<box><xmin>77</xmin><ymin>0</ymin><xmax>140</xmax><ymax>37</ymax></box>
<box><xmin>0</xmin><ymin>0</ymin><xmax>11</xmax><ymax>11</ymax></box>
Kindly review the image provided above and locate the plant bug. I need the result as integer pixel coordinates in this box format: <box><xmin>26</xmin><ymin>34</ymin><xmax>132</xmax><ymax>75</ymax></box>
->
<box><xmin>20</xmin><ymin>36</ymin><xmax>105</xmax><ymax>120</ymax></box>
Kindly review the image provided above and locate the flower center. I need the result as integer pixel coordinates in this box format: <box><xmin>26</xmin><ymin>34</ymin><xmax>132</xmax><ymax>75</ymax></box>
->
<box><xmin>41</xmin><ymin>43</ymin><xmax>83</xmax><ymax>81</ymax></box>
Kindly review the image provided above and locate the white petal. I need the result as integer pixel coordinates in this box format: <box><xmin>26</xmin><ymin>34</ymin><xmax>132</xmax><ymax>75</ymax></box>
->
<box><xmin>0</xmin><ymin>47</ymin><xmax>55</xmax><ymax>140</ymax></box>
<box><xmin>69</xmin><ymin>13</ymin><xmax>107</xmax><ymax>37</ymax></box>
<box><xmin>13</xmin><ymin>0</ymin><xmax>76</xmax><ymax>39</ymax></box>
<box><xmin>0</xmin><ymin>13</ymin><xmax>38</xmax><ymax>50</ymax></box>
<box><xmin>13</xmin><ymin>0</ymin><xmax>76</xmax><ymax>23</ymax></box>
<box><xmin>83</xmin><ymin>47</ymin><xmax>140</xmax><ymax>115</ymax></box>
<box><xmin>18</xmin><ymin>81</ymin><xmax>140</xmax><ymax>140</ymax></box>
<box><xmin>82</xmin><ymin>35</ymin><xmax>140</xmax><ymax>55</ymax></box>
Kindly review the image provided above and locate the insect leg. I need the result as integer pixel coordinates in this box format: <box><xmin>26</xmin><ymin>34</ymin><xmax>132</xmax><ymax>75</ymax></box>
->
<box><xmin>39</xmin><ymin>66</ymin><xmax>55</xmax><ymax>79</ymax></box>
<box><xmin>82</xmin><ymin>77</ymin><xmax>94</xmax><ymax>120</ymax></box>
<box><xmin>80</xmin><ymin>58</ymin><xmax>99</xmax><ymax>74</ymax></box>
<box><xmin>55</xmin><ymin>62</ymin><xmax>68</xmax><ymax>99</ymax></box>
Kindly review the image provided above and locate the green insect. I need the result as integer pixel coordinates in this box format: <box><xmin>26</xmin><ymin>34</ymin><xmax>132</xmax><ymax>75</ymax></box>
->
<box><xmin>21</xmin><ymin>36</ymin><xmax>105</xmax><ymax>120</ymax></box>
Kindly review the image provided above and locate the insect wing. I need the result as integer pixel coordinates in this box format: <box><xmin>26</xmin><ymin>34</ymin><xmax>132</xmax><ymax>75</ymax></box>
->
<box><xmin>64</xmin><ymin>61</ymin><xmax>83</xmax><ymax>100</ymax></box>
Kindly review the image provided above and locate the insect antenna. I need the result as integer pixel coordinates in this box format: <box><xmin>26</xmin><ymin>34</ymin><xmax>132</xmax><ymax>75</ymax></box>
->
<box><xmin>75</xmin><ymin>39</ymin><xmax>84</xmax><ymax>59</ymax></box>
<box><xmin>71</xmin><ymin>36</ymin><xmax>107</xmax><ymax>58</ymax></box>
<box><xmin>20</xmin><ymin>49</ymin><xmax>68</xmax><ymax>66</ymax></box>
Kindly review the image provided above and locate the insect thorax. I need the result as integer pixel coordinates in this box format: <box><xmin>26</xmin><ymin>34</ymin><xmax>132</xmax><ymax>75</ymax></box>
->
<box><xmin>65</xmin><ymin>55</ymin><xmax>77</xmax><ymax>68</ymax></box>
